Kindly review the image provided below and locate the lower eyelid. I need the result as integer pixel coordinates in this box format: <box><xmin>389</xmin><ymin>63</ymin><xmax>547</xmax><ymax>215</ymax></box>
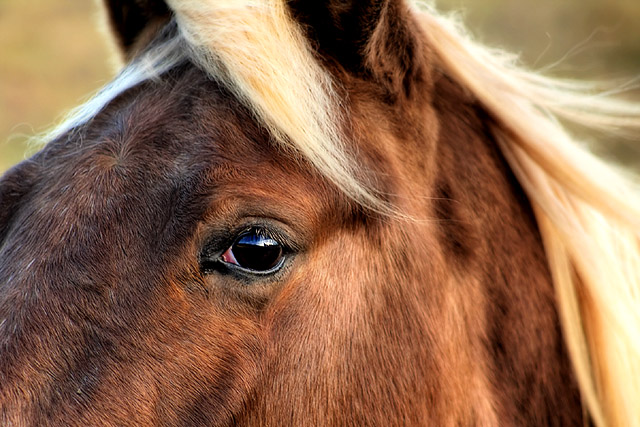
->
<box><xmin>228</xmin><ymin>256</ymin><xmax>287</xmax><ymax>276</ymax></box>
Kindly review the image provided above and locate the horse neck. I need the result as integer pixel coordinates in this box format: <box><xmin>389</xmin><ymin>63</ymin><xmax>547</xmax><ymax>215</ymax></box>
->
<box><xmin>419</xmin><ymin>72</ymin><xmax>585</xmax><ymax>424</ymax></box>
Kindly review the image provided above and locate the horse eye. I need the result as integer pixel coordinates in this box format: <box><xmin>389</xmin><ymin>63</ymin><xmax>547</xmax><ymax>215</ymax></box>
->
<box><xmin>220</xmin><ymin>230</ymin><xmax>284</xmax><ymax>273</ymax></box>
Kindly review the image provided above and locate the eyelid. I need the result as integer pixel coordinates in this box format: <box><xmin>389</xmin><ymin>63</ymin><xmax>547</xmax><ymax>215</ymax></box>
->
<box><xmin>218</xmin><ymin>254</ymin><xmax>286</xmax><ymax>276</ymax></box>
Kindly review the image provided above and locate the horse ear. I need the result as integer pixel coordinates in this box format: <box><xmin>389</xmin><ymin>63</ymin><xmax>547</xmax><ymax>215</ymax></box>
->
<box><xmin>288</xmin><ymin>0</ymin><xmax>425</xmax><ymax>97</ymax></box>
<box><xmin>102</xmin><ymin>0</ymin><xmax>171</xmax><ymax>59</ymax></box>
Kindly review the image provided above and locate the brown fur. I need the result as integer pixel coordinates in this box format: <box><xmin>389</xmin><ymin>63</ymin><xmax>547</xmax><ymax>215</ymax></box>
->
<box><xmin>0</xmin><ymin>0</ymin><xmax>583</xmax><ymax>424</ymax></box>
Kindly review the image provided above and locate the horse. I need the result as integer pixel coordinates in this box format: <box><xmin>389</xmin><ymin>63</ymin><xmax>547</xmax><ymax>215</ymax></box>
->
<box><xmin>1</xmin><ymin>0</ymin><xmax>639</xmax><ymax>425</ymax></box>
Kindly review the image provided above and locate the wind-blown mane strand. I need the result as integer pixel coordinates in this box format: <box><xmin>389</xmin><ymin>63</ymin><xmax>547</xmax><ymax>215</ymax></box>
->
<box><xmin>411</xmin><ymin>4</ymin><xmax>640</xmax><ymax>426</ymax></box>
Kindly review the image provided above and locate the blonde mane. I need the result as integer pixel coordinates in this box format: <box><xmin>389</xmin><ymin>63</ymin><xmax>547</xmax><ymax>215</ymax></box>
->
<box><xmin>44</xmin><ymin>1</ymin><xmax>640</xmax><ymax>425</ymax></box>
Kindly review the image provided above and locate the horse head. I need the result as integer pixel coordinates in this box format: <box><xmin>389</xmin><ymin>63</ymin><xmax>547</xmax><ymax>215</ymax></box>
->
<box><xmin>2</xmin><ymin>0</ymin><xmax>639</xmax><ymax>425</ymax></box>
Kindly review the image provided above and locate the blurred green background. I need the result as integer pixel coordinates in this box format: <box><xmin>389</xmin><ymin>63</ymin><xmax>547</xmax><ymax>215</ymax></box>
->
<box><xmin>1</xmin><ymin>0</ymin><xmax>639</xmax><ymax>173</ymax></box>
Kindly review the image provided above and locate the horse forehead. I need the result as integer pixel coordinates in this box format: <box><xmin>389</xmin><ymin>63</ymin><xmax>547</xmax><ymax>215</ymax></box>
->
<box><xmin>40</xmin><ymin>71</ymin><xmax>253</xmax><ymax>200</ymax></box>
<box><xmin>2</xmin><ymin>87</ymin><xmax>229</xmax><ymax>250</ymax></box>
<box><xmin>34</xmin><ymin>121</ymin><xmax>210</xmax><ymax>221</ymax></box>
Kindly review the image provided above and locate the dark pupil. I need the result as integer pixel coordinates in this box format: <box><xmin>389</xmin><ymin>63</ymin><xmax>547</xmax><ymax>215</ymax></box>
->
<box><xmin>232</xmin><ymin>233</ymin><xmax>283</xmax><ymax>271</ymax></box>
